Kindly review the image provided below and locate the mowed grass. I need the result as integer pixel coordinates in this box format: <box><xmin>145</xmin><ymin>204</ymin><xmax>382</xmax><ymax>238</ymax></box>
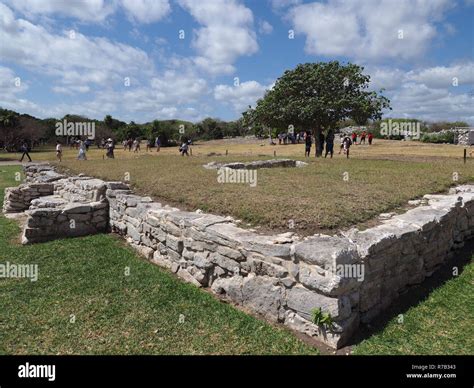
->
<box><xmin>37</xmin><ymin>140</ymin><xmax>474</xmax><ymax>234</ymax></box>
<box><xmin>0</xmin><ymin>166</ymin><xmax>317</xmax><ymax>355</ymax></box>
<box><xmin>1</xmin><ymin>165</ymin><xmax>472</xmax><ymax>355</ymax></box>
<box><xmin>354</xmin><ymin>259</ymin><xmax>474</xmax><ymax>355</ymax></box>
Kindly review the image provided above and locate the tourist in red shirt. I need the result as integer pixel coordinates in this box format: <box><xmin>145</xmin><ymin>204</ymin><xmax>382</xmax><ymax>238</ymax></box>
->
<box><xmin>368</xmin><ymin>132</ymin><xmax>374</xmax><ymax>145</ymax></box>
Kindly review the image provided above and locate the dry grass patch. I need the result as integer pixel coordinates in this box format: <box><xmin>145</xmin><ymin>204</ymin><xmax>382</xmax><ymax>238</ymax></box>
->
<box><xmin>50</xmin><ymin>146</ymin><xmax>474</xmax><ymax>234</ymax></box>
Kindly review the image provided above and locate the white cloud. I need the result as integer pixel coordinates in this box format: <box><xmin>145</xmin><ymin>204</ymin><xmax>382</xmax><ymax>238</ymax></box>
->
<box><xmin>214</xmin><ymin>80</ymin><xmax>272</xmax><ymax>112</ymax></box>
<box><xmin>51</xmin><ymin>85</ymin><xmax>91</xmax><ymax>95</ymax></box>
<box><xmin>259</xmin><ymin>20</ymin><xmax>273</xmax><ymax>35</ymax></box>
<box><xmin>406</xmin><ymin>63</ymin><xmax>474</xmax><ymax>89</ymax></box>
<box><xmin>150</xmin><ymin>70</ymin><xmax>208</xmax><ymax>104</ymax></box>
<box><xmin>178</xmin><ymin>0</ymin><xmax>258</xmax><ymax>75</ymax></box>
<box><xmin>3</xmin><ymin>0</ymin><xmax>115</xmax><ymax>22</ymax></box>
<box><xmin>0</xmin><ymin>65</ymin><xmax>27</xmax><ymax>93</ymax></box>
<box><xmin>364</xmin><ymin>66</ymin><xmax>407</xmax><ymax>91</ymax></box>
<box><xmin>389</xmin><ymin>83</ymin><xmax>473</xmax><ymax>123</ymax></box>
<box><xmin>40</xmin><ymin>70</ymin><xmax>207</xmax><ymax>121</ymax></box>
<box><xmin>364</xmin><ymin>63</ymin><xmax>474</xmax><ymax>123</ymax></box>
<box><xmin>0</xmin><ymin>3</ymin><xmax>209</xmax><ymax>122</ymax></box>
<box><xmin>0</xmin><ymin>65</ymin><xmax>43</xmax><ymax>114</ymax></box>
<box><xmin>289</xmin><ymin>0</ymin><xmax>453</xmax><ymax>61</ymax></box>
<box><xmin>0</xmin><ymin>3</ymin><xmax>153</xmax><ymax>95</ymax></box>
<box><xmin>3</xmin><ymin>0</ymin><xmax>172</xmax><ymax>24</ymax></box>
<box><xmin>120</xmin><ymin>0</ymin><xmax>171</xmax><ymax>23</ymax></box>
<box><xmin>270</xmin><ymin>0</ymin><xmax>302</xmax><ymax>10</ymax></box>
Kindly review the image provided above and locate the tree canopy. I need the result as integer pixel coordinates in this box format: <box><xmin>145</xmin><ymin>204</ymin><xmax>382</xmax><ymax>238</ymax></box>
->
<box><xmin>249</xmin><ymin>61</ymin><xmax>391</xmax><ymax>134</ymax></box>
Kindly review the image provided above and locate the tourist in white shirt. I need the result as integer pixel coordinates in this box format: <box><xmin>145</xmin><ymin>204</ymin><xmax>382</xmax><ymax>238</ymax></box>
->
<box><xmin>56</xmin><ymin>141</ymin><xmax>62</xmax><ymax>162</ymax></box>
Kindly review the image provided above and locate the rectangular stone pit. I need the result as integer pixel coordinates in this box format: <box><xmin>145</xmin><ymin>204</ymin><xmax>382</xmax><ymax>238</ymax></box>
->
<box><xmin>3</xmin><ymin>163</ymin><xmax>474</xmax><ymax>349</ymax></box>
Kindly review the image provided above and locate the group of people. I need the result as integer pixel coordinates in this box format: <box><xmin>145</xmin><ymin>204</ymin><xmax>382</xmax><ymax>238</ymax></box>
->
<box><xmin>350</xmin><ymin>131</ymin><xmax>373</xmax><ymax>145</ymax></box>
<box><xmin>303</xmin><ymin>130</ymin><xmax>374</xmax><ymax>159</ymax></box>
<box><xmin>69</xmin><ymin>138</ymin><xmax>114</xmax><ymax>161</ymax></box>
<box><xmin>122</xmin><ymin>137</ymin><xmax>162</xmax><ymax>153</ymax></box>
<box><xmin>122</xmin><ymin>138</ymin><xmax>140</xmax><ymax>152</ymax></box>
<box><xmin>304</xmin><ymin>130</ymin><xmax>336</xmax><ymax>158</ymax></box>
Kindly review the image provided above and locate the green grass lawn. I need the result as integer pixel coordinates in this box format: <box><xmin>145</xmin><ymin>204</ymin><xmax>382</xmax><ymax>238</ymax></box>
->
<box><xmin>0</xmin><ymin>166</ymin><xmax>316</xmax><ymax>355</ymax></box>
<box><xmin>353</xmin><ymin>259</ymin><xmax>474</xmax><ymax>355</ymax></box>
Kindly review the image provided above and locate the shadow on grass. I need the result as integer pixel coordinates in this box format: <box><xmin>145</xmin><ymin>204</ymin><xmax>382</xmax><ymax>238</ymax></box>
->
<box><xmin>346</xmin><ymin>239</ymin><xmax>474</xmax><ymax>349</ymax></box>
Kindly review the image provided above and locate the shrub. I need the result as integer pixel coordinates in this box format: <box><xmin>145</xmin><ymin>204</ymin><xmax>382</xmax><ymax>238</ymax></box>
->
<box><xmin>420</xmin><ymin>131</ymin><xmax>455</xmax><ymax>144</ymax></box>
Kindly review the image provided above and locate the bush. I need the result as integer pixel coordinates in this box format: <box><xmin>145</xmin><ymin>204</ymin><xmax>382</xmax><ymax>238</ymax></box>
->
<box><xmin>420</xmin><ymin>131</ymin><xmax>455</xmax><ymax>144</ymax></box>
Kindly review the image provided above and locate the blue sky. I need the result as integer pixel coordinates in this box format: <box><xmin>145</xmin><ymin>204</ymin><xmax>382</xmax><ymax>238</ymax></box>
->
<box><xmin>0</xmin><ymin>0</ymin><xmax>473</xmax><ymax>124</ymax></box>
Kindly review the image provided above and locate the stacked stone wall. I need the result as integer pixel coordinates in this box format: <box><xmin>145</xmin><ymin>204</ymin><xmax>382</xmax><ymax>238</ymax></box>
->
<box><xmin>3</xmin><ymin>164</ymin><xmax>474</xmax><ymax>348</ymax></box>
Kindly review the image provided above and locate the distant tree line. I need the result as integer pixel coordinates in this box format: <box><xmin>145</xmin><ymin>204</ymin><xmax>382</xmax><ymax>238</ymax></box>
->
<box><xmin>0</xmin><ymin>108</ymin><xmax>253</xmax><ymax>151</ymax></box>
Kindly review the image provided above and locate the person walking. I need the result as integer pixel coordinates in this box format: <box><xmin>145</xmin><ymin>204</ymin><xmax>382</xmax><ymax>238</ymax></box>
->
<box><xmin>368</xmin><ymin>132</ymin><xmax>374</xmax><ymax>145</ymax></box>
<box><xmin>19</xmin><ymin>141</ymin><xmax>32</xmax><ymax>162</ymax></box>
<box><xmin>325</xmin><ymin>130</ymin><xmax>335</xmax><ymax>158</ymax></box>
<box><xmin>179</xmin><ymin>140</ymin><xmax>189</xmax><ymax>156</ymax></box>
<box><xmin>77</xmin><ymin>140</ymin><xmax>87</xmax><ymax>160</ymax></box>
<box><xmin>106</xmin><ymin>138</ymin><xmax>115</xmax><ymax>159</ymax></box>
<box><xmin>360</xmin><ymin>131</ymin><xmax>366</xmax><ymax>144</ymax></box>
<box><xmin>155</xmin><ymin>137</ymin><xmax>161</xmax><ymax>152</ymax></box>
<box><xmin>56</xmin><ymin>141</ymin><xmax>62</xmax><ymax>162</ymax></box>
<box><xmin>343</xmin><ymin>135</ymin><xmax>352</xmax><ymax>159</ymax></box>
<box><xmin>338</xmin><ymin>134</ymin><xmax>344</xmax><ymax>154</ymax></box>
<box><xmin>351</xmin><ymin>131</ymin><xmax>357</xmax><ymax>145</ymax></box>
<box><xmin>132</xmin><ymin>139</ymin><xmax>139</xmax><ymax>153</ymax></box>
<box><xmin>304</xmin><ymin>131</ymin><xmax>312</xmax><ymax>157</ymax></box>
<box><xmin>146</xmin><ymin>139</ymin><xmax>151</xmax><ymax>152</ymax></box>
<box><xmin>317</xmin><ymin>131</ymin><xmax>325</xmax><ymax>157</ymax></box>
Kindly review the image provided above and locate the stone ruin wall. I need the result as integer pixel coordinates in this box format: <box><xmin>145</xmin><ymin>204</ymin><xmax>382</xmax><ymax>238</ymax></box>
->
<box><xmin>456</xmin><ymin>129</ymin><xmax>474</xmax><ymax>146</ymax></box>
<box><xmin>3</xmin><ymin>164</ymin><xmax>474</xmax><ymax>348</ymax></box>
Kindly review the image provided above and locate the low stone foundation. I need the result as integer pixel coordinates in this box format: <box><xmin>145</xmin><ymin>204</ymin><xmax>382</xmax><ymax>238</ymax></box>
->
<box><xmin>203</xmin><ymin>159</ymin><xmax>308</xmax><ymax>170</ymax></box>
<box><xmin>22</xmin><ymin>197</ymin><xmax>109</xmax><ymax>244</ymax></box>
<box><xmin>3</xmin><ymin>163</ymin><xmax>474</xmax><ymax>349</ymax></box>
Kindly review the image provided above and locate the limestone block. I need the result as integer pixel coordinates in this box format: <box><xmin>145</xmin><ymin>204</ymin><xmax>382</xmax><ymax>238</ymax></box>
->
<box><xmin>295</xmin><ymin>235</ymin><xmax>359</xmax><ymax>267</ymax></box>
<box><xmin>298</xmin><ymin>263</ymin><xmax>360</xmax><ymax>296</ymax></box>
<box><xmin>287</xmin><ymin>286</ymin><xmax>351</xmax><ymax>321</ymax></box>
<box><xmin>241</xmin><ymin>275</ymin><xmax>284</xmax><ymax>321</ymax></box>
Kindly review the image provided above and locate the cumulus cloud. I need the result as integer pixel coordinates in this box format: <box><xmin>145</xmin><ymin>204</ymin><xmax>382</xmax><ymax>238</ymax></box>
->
<box><xmin>0</xmin><ymin>3</ymin><xmax>153</xmax><ymax>94</ymax></box>
<box><xmin>0</xmin><ymin>65</ymin><xmax>43</xmax><ymax>114</ymax></box>
<box><xmin>120</xmin><ymin>0</ymin><xmax>171</xmax><ymax>23</ymax></box>
<box><xmin>270</xmin><ymin>0</ymin><xmax>302</xmax><ymax>10</ymax></box>
<box><xmin>389</xmin><ymin>83</ymin><xmax>473</xmax><ymax>123</ymax></box>
<box><xmin>406</xmin><ymin>63</ymin><xmax>474</xmax><ymax>89</ymax></box>
<box><xmin>0</xmin><ymin>65</ymin><xmax>27</xmax><ymax>93</ymax></box>
<box><xmin>150</xmin><ymin>70</ymin><xmax>208</xmax><ymax>104</ymax></box>
<box><xmin>259</xmin><ymin>20</ymin><xmax>273</xmax><ymax>35</ymax></box>
<box><xmin>178</xmin><ymin>0</ymin><xmax>258</xmax><ymax>75</ymax></box>
<box><xmin>289</xmin><ymin>0</ymin><xmax>453</xmax><ymax>61</ymax></box>
<box><xmin>3</xmin><ymin>0</ymin><xmax>171</xmax><ymax>24</ymax></box>
<box><xmin>214</xmin><ymin>80</ymin><xmax>272</xmax><ymax>112</ymax></box>
<box><xmin>3</xmin><ymin>0</ymin><xmax>116</xmax><ymax>22</ymax></box>
<box><xmin>0</xmin><ymin>3</ymin><xmax>209</xmax><ymax>121</ymax></box>
<box><xmin>365</xmin><ymin>63</ymin><xmax>474</xmax><ymax>123</ymax></box>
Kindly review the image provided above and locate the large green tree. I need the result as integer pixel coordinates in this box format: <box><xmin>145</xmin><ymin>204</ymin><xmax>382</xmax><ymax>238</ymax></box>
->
<box><xmin>250</xmin><ymin>61</ymin><xmax>391</xmax><ymax>154</ymax></box>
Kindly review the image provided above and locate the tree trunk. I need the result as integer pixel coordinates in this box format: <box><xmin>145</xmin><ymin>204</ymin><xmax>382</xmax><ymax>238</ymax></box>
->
<box><xmin>314</xmin><ymin>127</ymin><xmax>323</xmax><ymax>157</ymax></box>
